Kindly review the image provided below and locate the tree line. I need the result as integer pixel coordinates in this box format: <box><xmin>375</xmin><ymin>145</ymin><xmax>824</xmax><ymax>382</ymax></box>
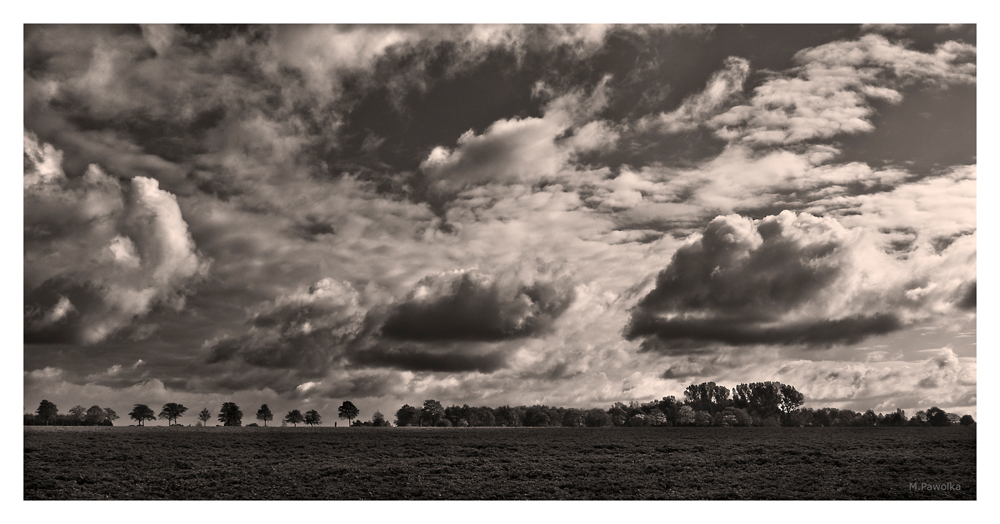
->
<box><xmin>25</xmin><ymin>381</ymin><xmax>976</xmax><ymax>429</ymax></box>
<box><xmin>24</xmin><ymin>400</ymin><xmax>363</xmax><ymax>427</ymax></box>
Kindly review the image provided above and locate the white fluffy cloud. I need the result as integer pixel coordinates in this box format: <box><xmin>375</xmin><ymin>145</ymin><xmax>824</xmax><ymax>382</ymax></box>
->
<box><xmin>420</xmin><ymin>78</ymin><xmax>618</xmax><ymax>195</ymax></box>
<box><xmin>24</xmin><ymin>132</ymin><xmax>209</xmax><ymax>344</ymax></box>
<box><xmin>709</xmin><ymin>34</ymin><xmax>975</xmax><ymax>145</ymax></box>
<box><xmin>627</xmin><ymin>210</ymin><xmax>975</xmax><ymax>353</ymax></box>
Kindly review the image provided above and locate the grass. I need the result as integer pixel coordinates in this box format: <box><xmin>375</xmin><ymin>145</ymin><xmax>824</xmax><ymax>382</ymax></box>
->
<box><xmin>24</xmin><ymin>426</ymin><xmax>975</xmax><ymax>500</ymax></box>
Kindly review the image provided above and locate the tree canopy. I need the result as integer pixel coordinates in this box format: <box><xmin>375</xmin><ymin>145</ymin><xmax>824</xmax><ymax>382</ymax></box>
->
<box><xmin>36</xmin><ymin>400</ymin><xmax>58</xmax><ymax>425</ymax></box>
<box><xmin>218</xmin><ymin>402</ymin><xmax>243</xmax><ymax>426</ymax></box>
<box><xmin>338</xmin><ymin>401</ymin><xmax>359</xmax><ymax>425</ymax></box>
<box><xmin>305</xmin><ymin>409</ymin><xmax>322</xmax><ymax>426</ymax></box>
<box><xmin>256</xmin><ymin>404</ymin><xmax>273</xmax><ymax>426</ymax></box>
<box><xmin>285</xmin><ymin>409</ymin><xmax>304</xmax><ymax>427</ymax></box>
<box><xmin>128</xmin><ymin>404</ymin><xmax>155</xmax><ymax>426</ymax></box>
<box><xmin>159</xmin><ymin>403</ymin><xmax>188</xmax><ymax>425</ymax></box>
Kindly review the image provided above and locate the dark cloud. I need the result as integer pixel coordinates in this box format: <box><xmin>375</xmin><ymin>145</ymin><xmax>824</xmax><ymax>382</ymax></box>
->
<box><xmin>350</xmin><ymin>346</ymin><xmax>508</xmax><ymax>374</ymax></box>
<box><xmin>956</xmin><ymin>280</ymin><xmax>976</xmax><ymax>310</ymax></box>
<box><xmin>626</xmin><ymin>212</ymin><xmax>905</xmax><ymax>351</ymax></box>
<box><xmin>204</xmin><ymin>278</ymin><xmax>363</xmax><ymax>371</ymax></box>
<box><xmin>631</xmin><ymin>312</ymin><xmax>902</xmax><ymax>352</ymax></box>
<box><xmin>378</xmin><ymin>270</ymin><xmax>575</xmax><ymax>342</ymax></box>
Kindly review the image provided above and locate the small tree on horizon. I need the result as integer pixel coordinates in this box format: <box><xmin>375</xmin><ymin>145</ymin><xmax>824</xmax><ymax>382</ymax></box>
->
<box><xmin>159</xmin><ymin>403</ymin><xmax>188</xmax><ymax>425</ymax></box>
<box><xmin>198</xmin><ymin>408</ymin><xmax>212</xmax><ymax>426</ymax></box>
<box><xmin>257</xmin><ymin>404</ymin><xmax>273</xmax><ymax>427</ymax></box>
<box><xmin>69</xmin><ymin>405</ymin><xmax>87</xmax><ymax>422</ymax></box>
<box><xmin>36</xmin><ymin>400</ymin><xmax>58</xmax><ymax>425</ymax></box>
<box><xmin>104</xmin><ymin>407</ymin><xmax>119</xmax><ymax>424</ymax></box>
<box><xmin>960</xmin><ymin>414</ymin><xmax>975</xmax><ymax>427</ymax></box>
<box><xmin>85</xmin><ymin>405</ymin><xmax>107</xmax><ymax>425</ymax></box>
<box><xmin>218</xmin><ymin>402</ymin><xmax>243</xmax><ymax>426</ymax></box>
<box><xmin>305</xmin><ymin>409</ymin><xmax>322</xmax><ymax>426</ymax></box>
<box><xmin>129</xmin><ymin>404</ymin><xmax>156</xmax><ymax>426</ymax></box>
<box><xmin>339</xmin><ymin>401</ymin><xmax>359</xmax><ymax>426</ymax></box>
<box><xmin>285</xmin><ymin>409</ymin><xmax>304</xmax><ymax>427</ymax></box>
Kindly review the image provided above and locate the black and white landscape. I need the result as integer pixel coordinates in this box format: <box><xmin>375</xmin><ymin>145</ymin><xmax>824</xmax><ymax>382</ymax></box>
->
<box><xmin>23</xmin><ymin>23</ymin><xmax>976</xmax><ymax>501</ymax></box>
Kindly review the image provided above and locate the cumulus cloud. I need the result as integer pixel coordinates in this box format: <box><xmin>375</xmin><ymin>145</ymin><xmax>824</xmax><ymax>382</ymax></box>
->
<box><xmin>419</xmin><ymin>78</ymin><xmax>617</xmax><ymax>197</ymax></box>
<box><xmin>626</xmin><ymin>210</ymin><xmax>972</xmax><ymax>353</ymax></box>
<box><xmin>643</xmin><ymin>56</ymin><xmax>750</xmax><ymax>133</ymax></box>
<box><xmin>24</xmin><ymin>132</ymin><xmax>208</xmax><ymax>344</ymax></box>
<box><xmin>709</xmin><ymin>34</ymin><xmax>976</xmax><ymax>145</ymax></box>
<box><xmin>376</xmin><ymin>268</ymin><xmax>575</xmax><ymax>342</ymax></box>
<box><xmin>206</xmin><ymin>278</ymin><xmax>364</xmax><ymax>370</ymax></box>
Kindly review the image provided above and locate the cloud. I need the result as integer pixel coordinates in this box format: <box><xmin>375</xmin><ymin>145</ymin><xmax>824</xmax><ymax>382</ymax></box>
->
<box><xmin>351</xmin><ymin>346</ymin><xmax>509</xmax><ymax>373</ymax></box>
<box><xmin>709</xmin><ymin>34</ymin><xmax>976</xmax><ymax>145</ymax></box>
<box><xmin>376</xmin><ymin>269</ymin><xmax>575</xmax><ymax>342</ymax></box>
<box><xmin>626</xmin><ymin>210</ymin><xmax>972</xmax><ymax>353</ymax></box>
<box><xmin>24</xmin><ymin>132</ymin><xmax>209</xmax><ymax>344</ymax></box>
<box><xmin>643</xmin><ymin>56</ymin><xmax>749</xmax><ymax>133</ymax></box>
<box><xmin>419</xmin><ymin>78</ymin><xmax>617</xmax><ymax>197</ymax></box>
<box><xmin>205</xmin><ymin>278</ymin><xmax>364</xmax><ymax>370</ymax></box>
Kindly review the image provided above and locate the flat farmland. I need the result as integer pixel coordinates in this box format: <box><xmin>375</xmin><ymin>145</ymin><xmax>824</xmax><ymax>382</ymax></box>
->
<box><xmin>24</xmin><ymin>426</ymin><xmax>975</xmax><ymax>500</ymax></box>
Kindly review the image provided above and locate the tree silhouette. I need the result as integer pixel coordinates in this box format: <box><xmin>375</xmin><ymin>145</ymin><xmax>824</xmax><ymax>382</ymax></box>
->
<box><xmin>103</xmin><ymin>407</ymin><xmax>119</xmax><ymax>424</ymax></box>
<box><xmin>159</xmin><ymin>403</ymin><xmax>188</xmax><ymax>425</ymax></box>
<box><xmin>256</xmin><ymin>404</ymin><xmax>273</xmax><ymax>427</ymax></box>
<box><xmin>218</xmin><ymin>402</ymin><xmax>243</xmax><ymax>426</ymax></box>
<box><xmin>960</xmin><ymin>414</ymin><xmax>975</xmax><ymax>427</ymax></box>
<box><xmin>85</xmin><ymin>405</ymin><xmax>106</xmax><ymax>425</ymax></box>
<box><xmin>198</xmin><ymin>408</ymin><xmax>212</xmax><ymax>426</ymax></box>
<box><xmin>36</xmin><ymin>400</ymin><xmax>58</xmax><ymax>425</ymax></box>
<box><xmin>395</xmin><ymin>404</ymin><xmax>418</xmax><ymax>426</ymax></box>
<box><xmin>420</xmin><ymin>400</ymin><xmax>444</xmax><ymax>426</ymax></box>
<box><xmin>285</xmin><ymin>409</ymin><xmax>304</xmax><ymax>427</ymax></box>
<box><xmin>305</xmin><ymin>409</ymin><xmax>322</xmax><ymax>426</ymax></box>
<box><xmin>129</xmin><ymin>404</ymin><xmax>155</xmax><ymax>426</ymax></box>
<box><xmin>926</xmin><ymin>406</ymin><xmax>951</xmax><ymax>427</ymax></box>
<box><xmin>339</xmin><ymin>401</ymin><xmax>360</xmax><ymax>426</ymax></box>
<box><xmin>69</xmin><ymin>405</ymin><xmax>87</xmax><ymax>422</ymax></box>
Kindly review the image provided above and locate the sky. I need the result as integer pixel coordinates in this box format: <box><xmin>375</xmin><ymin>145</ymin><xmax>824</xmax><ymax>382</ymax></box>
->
<box><xmin>22</xmin><ymin>23</ymin><xmax>978</xmax><ymax>425</ymax></box>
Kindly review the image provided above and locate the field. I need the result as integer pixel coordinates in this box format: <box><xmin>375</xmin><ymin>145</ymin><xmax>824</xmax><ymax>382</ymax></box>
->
<box><xmin>24</xmin><ymin>426</ymin><xmax>975</xmax><ymax>500</ymax></box>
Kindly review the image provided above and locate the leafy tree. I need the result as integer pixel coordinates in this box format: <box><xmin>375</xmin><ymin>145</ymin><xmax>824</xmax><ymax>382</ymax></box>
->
<box><xmin>647</xmin><ymin>408</ymin><xmax>668</xmax><ymax>426</ymax></box>
<box><xmin>684</xmin><ymin>382</ymin><xmax>731</xmax><ymax>414</ymax></box>
<box><xmin>198</xmin><ymin>408</ymin><xmax>212</xmax><ymax>426</ymax></box>
<box><xmin>256</xmin><ymin>404</ymin><xmax>273</xmax><ymax>427</ymax></box>
<box><xmin>608</xmin><ymin>404</ymin><xmax>628</xmax><ymax>426</ymax></box>
<box><xmin>960</xmin><ymin>414</ymin><xmax>975</xmax><ymax>427</ymax></box>
<box><xmin>129</xmin><ymin>404</ymin><xmax>156</xmax><ymax>426</ymax></box>
<box><xmin>524</xmin><ymin>406</ymin><xmax>552</xmax><ymax>426</ymax></box>
<box><xmin>372</xmin><ymin>410</ymin><xmax>389</xmax><ymax>427</ymax></box>
<box><xmin>733</xmin><ymin>382</ymin><xmax>804</xmax><ymax>419</ymax></box>
<box><xmin>85</xmin><ymin>405</ymin><xmax>107</xmax><ymax>425</ymax></box>
<box><xmin>285</xmin><ymin>409</ymin><xmax>304</xmax><ymax>427</ymax></box>
<box><xmin>36</xmin><ymin>400</ymin><xmax>58</xmax><ymax>425</ymax></box>
<box><xmin>675</xmin><ymin>405</ymin><xmax>695</xmax><ymax>426</ymax></box>
<box><xmin>159</xmin><ymin>403</ymin><xmax>188</xmax><ymax>425</ymax></box>
<box><xmin>584</xmin><ymin>408</ymin><xmax>611</xmax><ymax>427</ymax></box>
<box><xmin>420</xmin><ymin>400</ymin><xmax>444</xmax><ymax>426</ymax></box>
<box><xmin>305</xmin><ymin>409</ymin><xmax>322</xmax><ymax>426</ymax></box>
<box><xmin>926</xmin><ymin>406</ymin><xmax>951</xmax><ymax>427</ymax></box>
<box><xmin>339</xmin><ymin>401</ymin><xmax>360</xmax><ymax>426</ymax></box>
<box><xmin>218</xmin><ymin>402</ymin><xmax>243</xmax><ymax>426</ymax></box>
<box><xmin>103</xmin><ymin>407</ymin><xmax>119</xmax><ymax>424</ymax></box>
<box><xmin>395</xmin><ymin>404</ymin><xmax>418</xmax><ymax>426</ymax></box>
<box><xmin>562</xmin><ymin>408</ymin><xmax>584</xmax><ymax>427</ymax></box>
<box><xmin>69</xmin><ymin>405</ymin><xmax>87</xmax><ymax>421</ymax></box>
<box><xmin>627</xmin><ymin>413</ymin><xmax>650</xmax><ymax>427</ymax></box>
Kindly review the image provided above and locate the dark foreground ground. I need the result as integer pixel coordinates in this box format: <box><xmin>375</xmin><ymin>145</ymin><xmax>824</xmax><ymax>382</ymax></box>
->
<box><xmin>24</xmin><ymin>426</ymin><xmax>975</xmax><ymax>500</ymax></box>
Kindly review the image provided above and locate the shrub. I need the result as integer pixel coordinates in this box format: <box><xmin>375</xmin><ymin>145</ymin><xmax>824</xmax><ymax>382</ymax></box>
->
<box><xmin>436</xmin><ymin>419</ymin><xmax>453</xmax><ymax>427</ymax></box>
